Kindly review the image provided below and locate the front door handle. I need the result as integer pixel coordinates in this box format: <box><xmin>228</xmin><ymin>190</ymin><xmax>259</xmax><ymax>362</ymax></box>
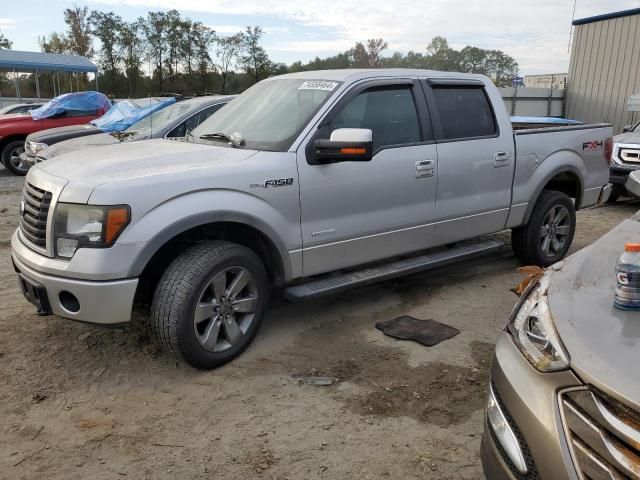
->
<box><xmin>415</xmin><ymin>159</ymin><xmax>435</xmax><ymax>178</ymax></box>
<box><xmin>494</xmin><ymin>151</ymin><xmax>511</xmax><ymax>167</ymax></box>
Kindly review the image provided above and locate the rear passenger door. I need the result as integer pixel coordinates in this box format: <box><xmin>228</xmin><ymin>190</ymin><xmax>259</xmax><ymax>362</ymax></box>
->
<box><xmin>423</xmin><ymin>79</ymin><xmax>514</xmax><ymax>244</ymax></box>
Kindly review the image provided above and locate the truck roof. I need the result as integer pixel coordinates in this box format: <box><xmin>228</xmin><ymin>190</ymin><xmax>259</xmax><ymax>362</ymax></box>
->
<box><xmin>272</xmin><ymin>68</ymin><xmax>489</xmax><ymax>83</ymax></box>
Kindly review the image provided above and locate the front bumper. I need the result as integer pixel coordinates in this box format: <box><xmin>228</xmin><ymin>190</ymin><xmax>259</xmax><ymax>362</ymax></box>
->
<box><xmin>480</xmin><ymin>332</ymin><xmax>582</xmax><ymax>479</ymax></box>
<box><xmin>11</xmin><ymin>233</ymin><xmax>138</xmax><ymax>325</ymax></box>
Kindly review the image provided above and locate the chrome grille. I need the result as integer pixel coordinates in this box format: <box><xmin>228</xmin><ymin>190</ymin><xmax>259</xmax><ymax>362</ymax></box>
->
<box><xmin>561</xmin><ymin>388</ymin><xmax>640</xmax><ymax>480</ymax></box>
<box><xmin>19</xmin><ymin>182</ymin><xmax>51</xmax><ymax>248</ymax></box>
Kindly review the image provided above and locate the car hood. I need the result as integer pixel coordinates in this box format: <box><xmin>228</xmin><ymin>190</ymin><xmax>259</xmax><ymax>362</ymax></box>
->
<box><xmin>35</xmin><ymin>139</ymin><xmax>258</xmax><ymax>202</ymax></box>
<box><xmin>548</xmin><ymin>214</ymin><xmax>640</xmax><ymax>410</ymax></box>
<box><xmin>27</xmin><ymin>124</ymin><xmax>102</xmax><ymax>145</ymax></box>
<box><xmin>613</xmin><ymin>131</ymin><xmax>640</xmax><ymax>145</ymax></box>
<box><xmin>39</xmin><ymin>132</ymin><xmax>119</xmax><ymax>160</ymax></box>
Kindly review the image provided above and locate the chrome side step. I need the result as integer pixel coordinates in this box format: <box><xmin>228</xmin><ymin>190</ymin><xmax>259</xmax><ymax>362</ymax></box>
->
<box><xmin>284</xmin><ymin>239</ymin><xmax>504</xmax><ymax>301</ymax></box>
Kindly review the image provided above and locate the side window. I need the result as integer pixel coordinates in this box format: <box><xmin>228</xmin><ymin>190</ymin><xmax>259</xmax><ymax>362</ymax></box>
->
<box><xmin>168</xmin><ymin>104</ymin><xmax>224</xmax><ymax>138</ymax></box>
<box><xmin>331</xmin><ymin>86</ymin><xmax>421</xmax><ymax>152</ymax></box>
<box><xmin>431</xmin><ymin>86</ymin><xmax>496</xmax><ymax>140</ymax></box>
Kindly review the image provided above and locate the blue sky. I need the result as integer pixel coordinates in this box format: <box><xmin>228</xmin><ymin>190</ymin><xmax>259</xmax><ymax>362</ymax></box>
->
<box><xmin>1</xmin><ymin>0</ymin><xmax>639</xmax><ymax>75</ymax></box>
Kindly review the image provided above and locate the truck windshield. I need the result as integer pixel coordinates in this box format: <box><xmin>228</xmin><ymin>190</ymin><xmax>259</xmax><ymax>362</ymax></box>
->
<box><xmin>124</xmin><ymin>102</ymin><xmax>194</xmax><ymax>137</ymax></box>
<box><xmin>192</xmin><ymin>79</ymin><xmax>341</xmax><ymax>151</ymax></box>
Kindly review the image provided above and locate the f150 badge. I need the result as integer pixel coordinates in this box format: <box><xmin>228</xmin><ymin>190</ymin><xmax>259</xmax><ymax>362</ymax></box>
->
<box><xmin>250</xmin><ymin>178</ymin><xmax>294</xmax><ymax>188</ymax></box>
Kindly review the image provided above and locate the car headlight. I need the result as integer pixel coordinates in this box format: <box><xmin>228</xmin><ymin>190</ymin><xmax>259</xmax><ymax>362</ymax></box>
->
<box><xmin>507</xmin><ymin>275</ymin><xmax>570</xmax><ymax>372</ymax></box>
<box><xmin>26</xmin><ymin>141</ymin><xmax>47</xmax><ymax>155</ymax></box>
<box><xmin>53</xmin><ymin>203</ymin><xmax>130</xmax><ymax>258</ymax></box>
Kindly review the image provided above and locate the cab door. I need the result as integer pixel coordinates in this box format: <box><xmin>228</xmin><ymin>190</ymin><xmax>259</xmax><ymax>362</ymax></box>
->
<box><xmin>297</xmin><ymin>79</ymin><xmax>439</xmax><ymax>277</ymax></box>
<box><xmin>422</xmin><ymin>79</ymin><xmax>515</xmax><ymax>244</ymax></box>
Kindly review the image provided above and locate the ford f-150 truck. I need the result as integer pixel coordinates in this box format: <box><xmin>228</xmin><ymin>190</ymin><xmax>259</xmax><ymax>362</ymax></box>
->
<box><xmin>11</xmin><ymin>69</ymin><xmax>613</xmax><ymax>369</ymax></box>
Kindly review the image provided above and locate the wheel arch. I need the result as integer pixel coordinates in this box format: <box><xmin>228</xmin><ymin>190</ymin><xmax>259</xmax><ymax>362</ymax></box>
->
<box><xmin>131</xmin><ymin>213</ymin><xmax>291</xmax><ymax>305</ymax></box>
<box><xmin>523</xmin><ymin>167</ymin><xmax>584</xmax><ymax>223</ymax></box>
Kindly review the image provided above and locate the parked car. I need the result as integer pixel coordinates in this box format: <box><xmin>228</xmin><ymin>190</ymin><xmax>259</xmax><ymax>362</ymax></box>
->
<box><xmin>27</xmin><ymin>95</ymin><xmax>233</xmax><ymax>167</ymax></box>
<box><xmin>11</xmin><ymin>69</ymin><xmax>612</xmax><ymax>369</ymax></box>
<box><xmin>0</xmin><ymin>91</ymin><xmax>110</xmax><ymax>175</ymax></box>
<box><xmin>20</xmin><ymin>97</ymin><xmax>176</xmax><ymax>173</ymax></box>
<box><xmin>609</xmin><ymin>120</ymin><xmax>640</xmax><ymax>201</ymax></box>
<box><xmin>0</xmin><ymin>102</ymin><xmax>45</xmax><ymax>116</ymax></box>
<box><xmin>481</xmin><ymin>173</ymin><xmax>640</xmax><ymax>479</ymax></box>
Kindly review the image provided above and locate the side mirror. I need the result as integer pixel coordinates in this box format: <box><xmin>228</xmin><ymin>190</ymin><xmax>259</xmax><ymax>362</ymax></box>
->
<box><xmin>314</xmin><ymin>128</ymin><xmax>373</xmax><ymax>163</ymax></box>
<box><xmin>623</xmin><ymin>125</ymin><xmax>632</xmax><ymax>133</ymax></box>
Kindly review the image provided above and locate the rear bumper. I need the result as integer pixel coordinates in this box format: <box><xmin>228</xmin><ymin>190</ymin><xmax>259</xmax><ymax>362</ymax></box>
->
<box><xmin>480</xmin><ymin>333</ymin><xmax>582</xmax><ymax>480</ymax></box>
<box><xmin>12</xmin><ymin>248</ymin><xmax>137</xmax><ymax>325</ymax></box>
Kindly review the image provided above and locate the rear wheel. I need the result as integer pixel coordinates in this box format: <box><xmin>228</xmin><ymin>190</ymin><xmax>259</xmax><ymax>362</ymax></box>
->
<box><xmin>151</xmin><ymin>241</ymin><xmax>269</xmax><ymax>369</ymax></box>
<box><xmin>511</xmin><ymin>190</ymin><xmax>576</xmax><ymax>267</ymax></box>
<box><xmin>1</xmin><ymin>140</ymin><xmax>28</xmax><ymax>176</ymax></box>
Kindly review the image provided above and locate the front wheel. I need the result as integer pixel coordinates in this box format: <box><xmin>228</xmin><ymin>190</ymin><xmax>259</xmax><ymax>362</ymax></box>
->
<box><xmin>511</xmin><ymin>190</ymin><xmax>576</xmax><ymax>267</ymax></box>
<box><xmin>151</xmin><ymin>241</ymin><xmax>269</xmax><ymax>369</ymax></box>
<box><xmin>1</xmin><ymin>140</ymin><xmax>28</xmax><ymax>176</ymax></box>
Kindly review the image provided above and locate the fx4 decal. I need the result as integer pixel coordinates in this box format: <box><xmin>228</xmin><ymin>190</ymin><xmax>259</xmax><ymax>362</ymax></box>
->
<box><xmin>582</xmin><ymin>140</ymin><xmax>603</xmax><ymax>151</ymax></box>
<box><xmin>250</xmin><ymin>178</ymin><xmax>294</xmax><ymax>188</ymax></box>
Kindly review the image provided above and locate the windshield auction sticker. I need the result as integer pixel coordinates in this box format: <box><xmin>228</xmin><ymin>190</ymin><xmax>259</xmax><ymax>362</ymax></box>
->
<box><xmin>298</xmin><ymin>81</ymin><xmax>339</xmax><ymax>91</ymax></box>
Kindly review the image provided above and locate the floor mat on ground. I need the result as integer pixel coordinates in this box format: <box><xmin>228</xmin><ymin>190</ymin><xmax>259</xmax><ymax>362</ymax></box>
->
<box><xmin>375</xmin><ymin>316</ymin><xmax>460</xmax><ymax>347</ymax></box>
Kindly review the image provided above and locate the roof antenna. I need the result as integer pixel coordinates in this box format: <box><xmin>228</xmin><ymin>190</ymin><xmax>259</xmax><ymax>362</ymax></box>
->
<box><xmin>567</xmin><ymin>0</ymin><xmax>577</xmax><ymax>54</ymax></box>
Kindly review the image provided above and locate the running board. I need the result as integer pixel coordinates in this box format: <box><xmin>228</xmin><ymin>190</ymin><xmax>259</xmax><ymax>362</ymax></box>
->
<box><xmin>284</xmin><ymin>239</ymin><xmax>504</xmax><ymax>302</ymax></box>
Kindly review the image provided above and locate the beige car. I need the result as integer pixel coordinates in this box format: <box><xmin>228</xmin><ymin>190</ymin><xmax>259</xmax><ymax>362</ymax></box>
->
<box><xmin>481</xmin><ymin>209</ymin><xmax>640</xmax><ymax>479</ymax></box>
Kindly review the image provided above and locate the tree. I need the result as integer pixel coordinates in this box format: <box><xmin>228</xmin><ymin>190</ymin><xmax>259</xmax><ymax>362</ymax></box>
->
<box><xmin>64</xmin><ymin>6</ymin><xmax>94</xmax><ymax>58</ymax></box>
<box><xmin>215</xmin><ymin>33</ymin><xmax>243</xmax><ymax>94</ymax></box>
<box><xmin>347</xmin><ymin>38</ymin><xmax>388</xmax><ymax>68</ymax></box>
<box><xmin>39</xmin><ymin>32</ymin><xmax>69</xmax><ymax>54</ymax></box>
<box><xmin>0</xmin><ymin>31</ymin><xmax>12</xmax><ymax>50</ymax></box>
<box><xmin>143</xmin><ymin>11</ymin><xmax>169</xmax><ymax>92</ymax></box>
<box><xmin>191</xmin><ymin>22</ymin><xmax>216</xmax><ymax>92</ymax></box>
<box><xmin>424</xmin><ymin>36</ymin><xmax>460</xmax><ymax>71</ymax></box>
<box><xmin>89</xmin><ymin>11</ymin><xmax>125</xmax><ymax>93</ymax></box>
<box><xmin>240</xmin><ymin>26</ymin><xmax>271</xmax><ymax>84</ymax></box>
<box><xmin>120</xmin><ymin>20</ymin><xmax>146</xmax><ymax>96</ymax></box>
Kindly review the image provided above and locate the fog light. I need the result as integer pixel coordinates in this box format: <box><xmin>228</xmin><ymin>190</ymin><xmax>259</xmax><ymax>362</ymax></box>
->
<box><xmin>487</xmin><ymin>383</ymin><xmax>528</xmax><ymax>474</ymax></box>
<box><xmin>56</xmin><ymin>237</ymin><xmax>79</xmax><ymax>258</ymax></box>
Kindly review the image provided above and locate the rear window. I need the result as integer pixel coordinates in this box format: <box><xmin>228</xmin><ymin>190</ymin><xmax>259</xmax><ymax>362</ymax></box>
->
<box><xmin>432</xmin><ymin>86</ymin><xmax>496</xmax><ymax>140</ymax></box>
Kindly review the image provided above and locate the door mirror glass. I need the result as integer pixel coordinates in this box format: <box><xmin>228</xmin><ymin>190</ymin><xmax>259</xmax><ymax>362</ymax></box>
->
<box><xmin>314</xmin><ymin>128</ymin><xmax>373</xmax><ymax>163</ymax></box>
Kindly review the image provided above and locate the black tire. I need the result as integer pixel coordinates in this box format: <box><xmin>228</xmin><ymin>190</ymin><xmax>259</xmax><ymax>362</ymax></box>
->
<box><xmin>511</xmin><ymin>190</ymin><xmax>576</xmax><ymax>267</ymax></box>
<box><xmin>151</xmin><ymin>241</ymin><xmax>269</xmax><ymax>369</ymax></box>
<box><xmin>1</xmin><ymin>139</ymin><xmax>28</xmax><ymax>176</ymax></box>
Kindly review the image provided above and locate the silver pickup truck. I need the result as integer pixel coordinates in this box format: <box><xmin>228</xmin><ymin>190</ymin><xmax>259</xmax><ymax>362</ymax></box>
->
<box><xmin>11</xmin><ymin>69</ymin><xmax>613</xmax><ymax>369</ymax></box>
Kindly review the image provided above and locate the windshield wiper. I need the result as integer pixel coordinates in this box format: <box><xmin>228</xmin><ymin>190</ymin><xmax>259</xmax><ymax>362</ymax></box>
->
<box><xmin>199</xmin><ymin>131</ymin><xmax>245</xmax><ymax>148</ymax></box>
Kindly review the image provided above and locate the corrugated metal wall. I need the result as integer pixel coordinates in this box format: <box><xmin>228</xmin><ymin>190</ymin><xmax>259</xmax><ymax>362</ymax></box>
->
<box><xmin>567</xmin><ymin>13</ymin><xmax>640</xmax><ymax>133</ymax></box>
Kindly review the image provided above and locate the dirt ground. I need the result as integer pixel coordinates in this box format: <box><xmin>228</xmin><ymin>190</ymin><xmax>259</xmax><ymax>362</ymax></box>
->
<box><xmin>1</xmin><ymin>165</ymin><xmax>638</xmax><ymax>480</ymax></box>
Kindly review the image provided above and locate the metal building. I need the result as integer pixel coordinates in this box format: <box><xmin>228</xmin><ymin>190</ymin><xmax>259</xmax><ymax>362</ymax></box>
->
<box><xmin>566</xmin><ymin>8</ymin><xmax>640</xmax><ymax>133</ymax></box>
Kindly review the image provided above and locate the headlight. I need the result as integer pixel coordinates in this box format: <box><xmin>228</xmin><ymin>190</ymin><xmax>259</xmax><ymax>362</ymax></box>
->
<box><xmin>507</xmin><ymin>276</ymin><xmax>570</xmax><ymax>372</ymax></box>
<box><xmin>26</xmin><ymin>141</ymin><xmax>47</xmax><ymax>155</ymax></box>
<box><xmin>53</xmin><ymin>203</ymin><xmax>130</xmax><ymax>258</ymax></box>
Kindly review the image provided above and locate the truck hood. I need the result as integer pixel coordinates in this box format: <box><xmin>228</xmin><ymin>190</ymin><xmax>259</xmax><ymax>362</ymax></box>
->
<box><xmin>613</xmin><ymin>131</ymin><xmax>640</xmax><ymax>145</ymax></box>
<box><xmin>36</xmin><ymin>139</ymin><xmax>258</xmax><ymax>202</ymax></box>
<box><xmin>38</xmin><ymin>132</ymin><xmax>119</xmax><ymax>160</ymax></box>
<box><xmin>548</xmin><ymin>214</ymin><xmax>640</xmax><ymax>411</ymax></box>
<box><xmin>27</xmin><ymin>124</ymin><xmax>102</xmax><ymax>145</ymax></box>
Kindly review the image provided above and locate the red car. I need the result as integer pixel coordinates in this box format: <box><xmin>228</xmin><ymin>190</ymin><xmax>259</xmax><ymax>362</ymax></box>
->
<box><xmin>0</xmin><ymin>91</ymin><xmax>110</xmax><ymax>175</ymax></box>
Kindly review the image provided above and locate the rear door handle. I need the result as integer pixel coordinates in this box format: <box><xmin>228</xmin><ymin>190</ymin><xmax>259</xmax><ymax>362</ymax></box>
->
<box><xmin>494</xmin><ymin>151</ymin><xmax>511</xmax><ymax>167</ymax></box>
<box><xmin>415</xmin><ymin>159</ymin><xmax>435</xmax><ymax>178</ymax></box>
